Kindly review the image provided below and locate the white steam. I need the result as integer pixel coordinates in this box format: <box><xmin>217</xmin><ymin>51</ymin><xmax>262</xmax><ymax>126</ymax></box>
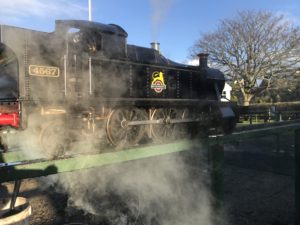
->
<box><xmin>41</xmin><ymin>152</ymin><xmax>216</xmax><ymax>225</ymax></box>
<box><xmin>149</xmin><ymin>0</ymin><xmax>176</xmax><ymax>41</ymax></box>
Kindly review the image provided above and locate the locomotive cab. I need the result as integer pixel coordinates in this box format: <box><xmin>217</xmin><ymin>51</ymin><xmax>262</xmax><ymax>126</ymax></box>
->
<box><xmin>55</xmin><ymin>20</ymin><xmax>130</xmax><ymax>101</ymax></box>
<box><xmin>56</xmin><ymin>20</ymin><xmax>128</xmax><ymax>58</ymax></box>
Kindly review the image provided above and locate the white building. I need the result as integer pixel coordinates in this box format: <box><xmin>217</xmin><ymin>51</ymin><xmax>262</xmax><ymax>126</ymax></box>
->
<box><xmin>221</xmin><ymin>83</ymin><xmax>232</xmax><ymax>101</ymax></box>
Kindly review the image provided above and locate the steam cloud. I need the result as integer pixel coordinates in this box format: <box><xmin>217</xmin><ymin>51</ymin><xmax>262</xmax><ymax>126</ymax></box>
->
<box><xmin>42</xmin><ymin>152</ymin><xmax>216</xmax><ymax>225</ymax></box>
<box><xmin>149</xmin><ymin>0</ymin><xmax>176</xmax><ymax>41</ymax></box>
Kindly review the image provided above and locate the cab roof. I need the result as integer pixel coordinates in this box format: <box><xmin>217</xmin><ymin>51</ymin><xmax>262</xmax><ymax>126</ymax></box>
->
<box><xmin>55</xmin><ymin>20</ymin><xmax>128</xmax><ymax>37</ymax></box>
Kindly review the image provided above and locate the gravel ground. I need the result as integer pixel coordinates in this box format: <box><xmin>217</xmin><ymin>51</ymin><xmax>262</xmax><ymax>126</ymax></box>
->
<box><xmin>0</xmin><ymin>134</ymin><xmax>296</xmax><ymax>225</ymax></box>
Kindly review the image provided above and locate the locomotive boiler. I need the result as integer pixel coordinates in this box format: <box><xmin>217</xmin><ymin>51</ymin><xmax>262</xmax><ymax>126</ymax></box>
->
<box><xmin>0</xmin><ymin>20</ymin><xmax>237</xmax><ymax>155</ymax></box>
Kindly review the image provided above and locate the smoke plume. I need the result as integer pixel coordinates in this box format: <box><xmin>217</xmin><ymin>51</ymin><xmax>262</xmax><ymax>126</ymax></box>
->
<box><xmin>149</xmin><ymin>0</ymin><xmax>176</xmax><ymax>41</ymax></box>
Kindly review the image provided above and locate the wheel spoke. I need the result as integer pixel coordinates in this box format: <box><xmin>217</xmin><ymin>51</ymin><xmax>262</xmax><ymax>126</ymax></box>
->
<box><xmin>106</xmin><ymin>108</ymin><xmax>147</xmax><ymax>148</ymax></box>
<box><xmin>151</xmin><ymin>108</ymin><xmax>190</xmax><ymax>143</ymax></box>
<box><xmin>115</xmin><ymin>128</ymin><xmax>126</xmax><ymax>140</ymax></box>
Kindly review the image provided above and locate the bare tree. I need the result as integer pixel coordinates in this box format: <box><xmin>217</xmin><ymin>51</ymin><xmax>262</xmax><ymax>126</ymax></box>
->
<box><xmin>191</xmin><ymin>10</ymin><xmax>300</xmax><ymax>106</ymax></box>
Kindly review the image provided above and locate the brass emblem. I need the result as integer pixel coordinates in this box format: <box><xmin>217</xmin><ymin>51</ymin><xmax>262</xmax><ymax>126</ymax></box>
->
<box><xmin>151</xmin><ymin>71</ymin><xmax>166</xmax><ymax>93</ymax></box>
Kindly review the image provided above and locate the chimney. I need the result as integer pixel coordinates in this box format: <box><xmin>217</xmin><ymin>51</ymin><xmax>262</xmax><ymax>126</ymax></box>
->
<box><xmin>151</xmin><ymin>42</ymin><xmax>160</xmax><ymax>52</ymax></box>
<box><xmin>198</xmin><ymin>53</ymin><xmax>209</xmax><ymax>68</ymax></box>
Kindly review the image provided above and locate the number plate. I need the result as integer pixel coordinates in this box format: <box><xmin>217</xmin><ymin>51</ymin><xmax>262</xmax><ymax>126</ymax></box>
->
<box><xmin>29</xmin><ymin>65</ymin><xmax>60</xmax><ymax>77</ymax></box>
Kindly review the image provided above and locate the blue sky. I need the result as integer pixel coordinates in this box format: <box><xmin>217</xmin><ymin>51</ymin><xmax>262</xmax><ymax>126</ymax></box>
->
<box><xmin>0</xmin><ymin>0</ymin><xmax>299</xmax><ymax>63</ymax></box>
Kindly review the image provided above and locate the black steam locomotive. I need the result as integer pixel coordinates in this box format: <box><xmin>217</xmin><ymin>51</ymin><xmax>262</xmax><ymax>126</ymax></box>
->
<box><xmin>0</xmin><ymin>20</ymin><xmax>237</xmax><ymax>155</ymax></box>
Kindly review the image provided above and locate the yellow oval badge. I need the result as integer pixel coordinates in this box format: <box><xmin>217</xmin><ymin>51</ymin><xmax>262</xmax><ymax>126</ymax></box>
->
<box><xmin>151</xmin><ymin>71</ymin><xmax>166</xmax><ymax>93</ymax></box>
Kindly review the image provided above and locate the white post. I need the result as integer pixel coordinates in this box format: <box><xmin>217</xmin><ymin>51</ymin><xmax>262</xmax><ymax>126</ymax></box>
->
<box><xmin>89</xmin><ymin>57</ymin><xmax>92</xmax><ymax>95</ymax></box>
<box><xmin>88</xmin><ymin>0</ymin><xmax>92</xmax><ymax>21</ymax></box>
<box><xmin>64</xmin><ymin>55</ymin><xmax>67</xmax><ymax>96</ymax></box>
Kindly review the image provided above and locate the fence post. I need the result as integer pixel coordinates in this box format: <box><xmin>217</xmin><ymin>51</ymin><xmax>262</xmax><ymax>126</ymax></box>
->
<box><xmin>208</xmin><ymin>140</ymin><xmax>224</xmax><ymax>224</ymax></box>
<box><xmin>295</xmin><ymin>129</ymin><xmax>300</xmax><ymax>225</ymax></box>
